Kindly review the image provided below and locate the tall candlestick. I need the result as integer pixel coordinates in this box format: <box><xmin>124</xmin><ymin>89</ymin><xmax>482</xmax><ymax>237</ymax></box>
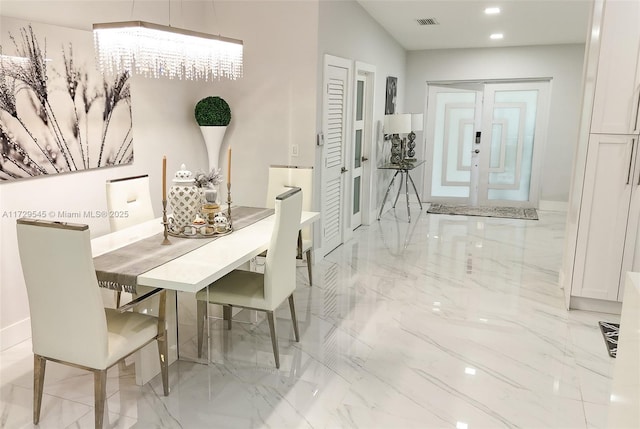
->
<box><xmin>162</xmin><ymin>155</ymin><xmax>167</xmax><ymax>200</ymax></box>
<box><xmin>227</xmin><ymin>147</ymin><xmax>232</xmax><ymax>184</ymax></box>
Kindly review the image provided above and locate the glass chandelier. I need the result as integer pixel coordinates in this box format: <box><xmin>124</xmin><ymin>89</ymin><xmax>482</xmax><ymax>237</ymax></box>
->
<box><xmin>93</xmin><ymin>21</ymin><xmax>243</xmax><ymax>81</ymax></box>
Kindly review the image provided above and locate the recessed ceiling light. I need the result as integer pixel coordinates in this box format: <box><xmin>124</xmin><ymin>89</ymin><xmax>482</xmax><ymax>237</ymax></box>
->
<box><xmin>490</xmin><ymin>33</ymin><xmax>504</xmax><ymax>40</ymax></box>
<box><xmin>485</xmin><ymin>7</ymin><xmax>501</xmax><ymax>15</ymax></box>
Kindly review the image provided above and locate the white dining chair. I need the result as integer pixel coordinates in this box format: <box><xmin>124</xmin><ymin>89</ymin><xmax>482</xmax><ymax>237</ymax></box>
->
<box><xmin>106</xmin><ymin>174</ymin><xmax>155</xmax><ymax>306</ymax></box>
<box><xmin>265</xmin><ymin>165</ymin><xmax>314</xmax><ymax>286</ymax></box>
<box><xmin>196</xmin><ymin>188</ymin><xmax>303</xmax><ymax>368</ymax></box>
<box><xmin>16</xmin><ymin>218</ymin><xmax>169</xmax><ymax>429</ymax></box>
<box><xmin>105</xmin><ymin>174</ymin><xmax>155</xmax><ymax>231</ymax></box>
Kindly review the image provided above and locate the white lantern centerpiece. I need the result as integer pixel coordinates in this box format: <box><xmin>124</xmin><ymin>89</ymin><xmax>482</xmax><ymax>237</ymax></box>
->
<box><xmin>168</xmin><ymin>164</ymin><xmax>203</xmax><ymax>234</ymax></box>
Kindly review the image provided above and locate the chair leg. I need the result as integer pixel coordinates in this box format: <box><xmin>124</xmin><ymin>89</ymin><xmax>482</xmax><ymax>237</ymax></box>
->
<box><xmin>94</xmin><ymin>369</ymin><xmax>107</xmax><ymax>429</ymax></box>
<box><xmin>223</xmin><ymin>305</ymin><xmax>232</xmax><ymax>330</ymax></box>
<box><xmin>157</xmin><ymin>338</ymin><xmax>170</xmax><ymax>396</ymax></box>
<box><xmin>266</xmin><ymin>311</ymin><xmax>280</xmax><ymax>369</ymax></box>
<box><xmin>33</xmin><ymin>354</ymin><xmax>46</xmax><ymax>425</ymax></box>
<box><xmin>197</xmin><ymin>300</ymin><xmax>207</xmax><ymax>359</ymax></box>
<box><xmin>288</xmin><ymin>295</ymin><xmax>300</xmax><ymax>342</ymax></box>
<box><xmin>305</xmin><ymin>249</ymin><xmax>313</xmax><ymax>286</ymax></box>
<box><xmin>115</xmin><ymin>291</ymin><xmax>121</xmax><ymax>308</ymax></box>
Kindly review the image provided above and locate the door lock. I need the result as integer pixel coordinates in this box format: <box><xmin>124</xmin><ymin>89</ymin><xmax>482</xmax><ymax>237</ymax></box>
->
<box><xmin>474</xmin><ymin>149</ymin><xmax>480</xmax><ymax>154</ymax></box>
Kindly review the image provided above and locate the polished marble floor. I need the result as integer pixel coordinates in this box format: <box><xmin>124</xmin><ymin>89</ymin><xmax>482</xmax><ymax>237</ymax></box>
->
<box><xmin>0</xmin><ymin>206</ymin><xmax>620</xmax><ymax>428</ymax></box>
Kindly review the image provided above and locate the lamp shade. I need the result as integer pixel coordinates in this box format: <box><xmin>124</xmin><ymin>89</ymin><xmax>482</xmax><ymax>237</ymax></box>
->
<box><xmin>384</xmin><ymin>114</ymin><xmax>412</xmax><ymax>134</ymax></box>
<box><xmin>411</xmin><ymin>113</ymin><xmax>424</xmax><ymax>132</ymax></box>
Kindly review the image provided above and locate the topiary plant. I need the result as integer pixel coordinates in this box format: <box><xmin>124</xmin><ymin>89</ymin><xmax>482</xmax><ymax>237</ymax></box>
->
<box><xmin>194</xmin><ymin>96</ymin><xmax>231</xmax><ymax>126</ymax></box>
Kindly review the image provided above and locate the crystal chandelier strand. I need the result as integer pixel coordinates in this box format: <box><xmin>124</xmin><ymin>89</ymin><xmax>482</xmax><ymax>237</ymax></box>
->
<box><xmin>93</xmin><ymin>21</ymin><xmax>243</xmax><ymax>81</ymax></box>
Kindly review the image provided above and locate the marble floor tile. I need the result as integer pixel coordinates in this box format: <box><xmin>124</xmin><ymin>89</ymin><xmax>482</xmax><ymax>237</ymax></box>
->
<box><xmin>0</xmin><ymin>207</ymin><xmax>621</xmax><ymax>428</ymax></box>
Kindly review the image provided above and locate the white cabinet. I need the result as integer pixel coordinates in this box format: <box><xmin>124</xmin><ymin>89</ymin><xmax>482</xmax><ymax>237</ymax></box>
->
<box><xmin>590</xmin><ymin>0</ymin><xmax>640</xmax><ymax>134</ymax></box>
<box><xmin>573</xmin><ymin>134</ymin><xmax>640</xmax><ymax>301</ymax></box>
<box><xmin>564</xmin><ymin>0</ymin><xmax>640</xmax><ymax>312</ymax></box>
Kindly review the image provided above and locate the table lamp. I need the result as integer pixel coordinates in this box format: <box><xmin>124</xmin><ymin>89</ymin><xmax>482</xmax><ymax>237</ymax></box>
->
<box><xmin>407</xmin><ymin>113</ymin><xmax>423</xmax><ymax>159</ymax></box>
<box><xmin>384</xmin><ymin>113</ymin><xmax>411</xmax><ymax>164</ymax></box>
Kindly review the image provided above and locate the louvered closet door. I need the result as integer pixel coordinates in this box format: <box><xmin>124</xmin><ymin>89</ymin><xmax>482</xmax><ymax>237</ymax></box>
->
<box><xmin>322</xmin><ymin>60</ymin><xmax>350</xmax><ymax>255</ymax></box>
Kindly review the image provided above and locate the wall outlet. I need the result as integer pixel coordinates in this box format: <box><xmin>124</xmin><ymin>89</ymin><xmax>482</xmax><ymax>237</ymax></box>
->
<box><xmin>291</xmin><ymin>144</ymin><xmax>299</xmax><ymax>156</ymax></box>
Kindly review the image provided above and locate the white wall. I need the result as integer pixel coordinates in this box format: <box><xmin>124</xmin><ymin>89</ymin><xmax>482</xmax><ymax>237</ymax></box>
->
<box><xmin>204</xmin><ymin>1</ymin><xmax>318</xmax><ymax>207</ymax></box>
<box><xmin>406</xmin><ymin>44</ymin><xmax>585</xmax><ymax>204</ymax></box>
<box><xmin>0</xmin><ymin>0</ymin><xmax>318</xmax><ymax>349</ymax></box>
<box><xmin>317</xmin><ymin>0</ymin><xmax>407</xmax><ymax>224</ymax></box>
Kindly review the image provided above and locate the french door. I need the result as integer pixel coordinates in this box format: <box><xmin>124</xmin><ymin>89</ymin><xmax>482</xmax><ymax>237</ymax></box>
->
<box><xmin>424</xmin><ymin>80</ymin><xmax>550</xmax><ymax>207</ymax></box>
<box><xmin>351</xmin><ymin>73</ymin><xmax>367</xmax><ymax>229</ymax></box>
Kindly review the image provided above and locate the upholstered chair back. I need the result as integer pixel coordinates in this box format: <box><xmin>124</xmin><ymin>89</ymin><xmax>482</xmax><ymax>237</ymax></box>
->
<box><xmin>265</xmin><ymin>166</ymin><xmax>313</xmax><ymax>243</ymax></box>
<box><xmin>264</xmin><ymin>188</ymin><xmax>302</xmax><ymax>309</ymax></box>
<box><xmin>16</xmin><ymin>219</ymin><xmax>110</xmax><ymax>369</ymax></box>
<box><xmin>106</xmin><ymin>175</ymin><xmax>155</xmax><ymax>231</ymax></box>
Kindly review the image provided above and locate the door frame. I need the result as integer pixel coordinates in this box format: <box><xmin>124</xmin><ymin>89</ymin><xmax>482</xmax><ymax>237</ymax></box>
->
<box><xmin>423</xmin><ymin>78</ymin><xmax>552</xmax><ymax>208</ymax></box>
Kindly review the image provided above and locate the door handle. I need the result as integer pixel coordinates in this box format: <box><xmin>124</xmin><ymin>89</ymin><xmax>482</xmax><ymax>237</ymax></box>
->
<box><xmin>633</xmin><ymin>85</ymin><xmax>640</xmax><ymax>134</ymax></box>
<box><xmin>627</xmin><ymin>138</ymin><xmax>635</xmax><ymax>185</ymax></box>
<box><xmin>361</xmin><ymin>156</ymin><xmax>369</xmax><ymax>162</ymax></box>
<box><xmin>341</xmin><ymin>167</ymin><xmax>348</xmax><ymax>174</ymax></box>
<box><xmin>474</xmin><ymin>149</ymin><xmax>480</xmax><ymax>154</ymax></box>
<box><xmin>635</xmin><ymin>138</ymin><xmax>640</xmax><ymax>186</ymax></box>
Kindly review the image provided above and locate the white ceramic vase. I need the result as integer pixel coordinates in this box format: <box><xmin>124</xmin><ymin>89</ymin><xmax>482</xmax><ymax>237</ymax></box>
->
<box><xmin>199</xmin><ymin>126</ymin><xmax>227</xmax><ymax>171</ymax></box>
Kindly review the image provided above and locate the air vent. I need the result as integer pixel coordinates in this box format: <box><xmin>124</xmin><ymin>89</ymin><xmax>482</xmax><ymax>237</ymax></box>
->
<box><xmin>417</xmin><ymin>18</ymin><xmax>439</xmax><ymax>26</ymax></box>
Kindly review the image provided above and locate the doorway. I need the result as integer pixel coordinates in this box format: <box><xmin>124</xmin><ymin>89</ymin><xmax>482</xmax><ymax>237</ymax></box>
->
<box><xmin>424</xmin><ymin>80</ymin><xmax>550</xmax><ymax>208</ymax></box>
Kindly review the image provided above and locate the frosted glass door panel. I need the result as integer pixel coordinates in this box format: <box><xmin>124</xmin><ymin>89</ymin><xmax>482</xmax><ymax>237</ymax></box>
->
<box><xmin>477</xmin><ymin>81</ymin><xmax>549</xmax><ymax>208</ymax></box>
<box><xmin>426</xmin><ymin>81</ymin><xmax>548</xmax><ymax>207</ymax></box>
<box><xmin>486</xmin><ymin>90</ymin><xmax>537</xmax><ymax>201</ymax></box>
<box><xmin>431</xmin><ymin>92</ymin><xmax>477</xmax><ymax>198</ymax></box>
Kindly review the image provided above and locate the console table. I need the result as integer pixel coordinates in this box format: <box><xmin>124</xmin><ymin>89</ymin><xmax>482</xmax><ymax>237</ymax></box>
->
<box><xmin>377</xmin><ymin>160</ymin><xmax>424</xmax><ymax>222</ymax></box>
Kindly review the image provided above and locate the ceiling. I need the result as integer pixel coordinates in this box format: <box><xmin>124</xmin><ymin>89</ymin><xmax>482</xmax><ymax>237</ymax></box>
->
<box><xmin>356</xmin><ymin>0</ymin><xmax>592</xmax><ymax>51</ymax></box>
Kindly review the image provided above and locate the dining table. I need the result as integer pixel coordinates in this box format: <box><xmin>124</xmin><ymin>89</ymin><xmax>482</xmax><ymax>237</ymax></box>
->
<box><xmin>90</xmin><ymin>206</ymin><xmax>320</xmax><ymax>385</ymax></box>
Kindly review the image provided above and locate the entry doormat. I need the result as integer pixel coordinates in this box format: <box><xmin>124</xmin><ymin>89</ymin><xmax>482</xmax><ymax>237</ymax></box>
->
<box><xmin>427</xmin><ymin>204</ymin><xmax>539</xmax><ymax>220</ymax></box>
<box><xmin>598</xmin><ymin>321</ymin><xmax>619</xmax><ymax>358</ymax></box>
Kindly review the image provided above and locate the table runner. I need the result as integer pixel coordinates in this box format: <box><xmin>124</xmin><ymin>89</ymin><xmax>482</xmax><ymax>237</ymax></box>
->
<box><xmin>94</xmin><ymin>206</ymin><xmax>274</xmax><ymax>293</ymax></box>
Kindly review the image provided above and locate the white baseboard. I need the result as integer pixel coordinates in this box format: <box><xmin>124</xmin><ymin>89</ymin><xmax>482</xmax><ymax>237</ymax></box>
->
<box><xmin>570</xmin><ymin>296</ymin><xmax>622</xmax><ymax>315</ymax></box>
<box><xmin>1</xmin><ymin>317</ymin><xmax>31</xmax><ymax>351</ymax></box>
<box><xmin>539</xmin><ymin>200</ymin><xmax>568</xmax><ymax>212</ymax></box>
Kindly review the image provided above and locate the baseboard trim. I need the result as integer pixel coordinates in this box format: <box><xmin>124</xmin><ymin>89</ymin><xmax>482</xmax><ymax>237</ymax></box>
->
<box><xmin>539</xmin><ymin>200</ymin><xmax>568</xmax><ymax>212</ymax></box>
<box><xmin>569</xmin><ymin>296</ymin><xmax>622</xmax><ymax>314</ymax></box>
<box><xmin>1</xmin><ymin>317</ymin><xmax>31</xmax><ymax>351</ymax></box>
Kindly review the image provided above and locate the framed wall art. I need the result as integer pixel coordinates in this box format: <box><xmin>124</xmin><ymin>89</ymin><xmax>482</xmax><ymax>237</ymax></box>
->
<box><xmin>0</xmin><ymin>17</ymin><xmax>133</xmax><ymax>181</ymax></box>
<box><xmin>385</xmin><ymin>76</ymin><xmax>397</xmax><ymax>115</ymax></box>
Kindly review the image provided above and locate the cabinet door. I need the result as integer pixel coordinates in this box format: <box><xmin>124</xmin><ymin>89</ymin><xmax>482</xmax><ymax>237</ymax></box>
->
<box><xmin>590</xmin><ymin>0</ymin><xmax>640</xmax><ymax>134</ymax></box>
<box><xmin>622</xmin><ymin>150</ymin><xmax>640</xmax><ymax>300</ymax></box>
<box><xmin>573</xmin><ymin>134</ymin><xmax>636</xmax><ymax>301</ymax></box>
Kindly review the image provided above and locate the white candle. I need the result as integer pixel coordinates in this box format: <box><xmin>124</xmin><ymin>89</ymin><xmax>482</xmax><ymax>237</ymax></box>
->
<box><xmin>162</xmin><ymin>155</ymin><xmax>167</xmax><ymax>200</ymax></box>
<box><xmin>227</xmin><ymin>147</ymin><xmax>232</xmax><ymax>184</ymax></box>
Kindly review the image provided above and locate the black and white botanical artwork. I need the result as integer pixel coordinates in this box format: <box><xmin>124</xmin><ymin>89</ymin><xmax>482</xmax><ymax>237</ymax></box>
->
<box><xmin>0</xmin><ymin>17</ymin><xmax>133</xmax><ymax>181</ymax></box>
